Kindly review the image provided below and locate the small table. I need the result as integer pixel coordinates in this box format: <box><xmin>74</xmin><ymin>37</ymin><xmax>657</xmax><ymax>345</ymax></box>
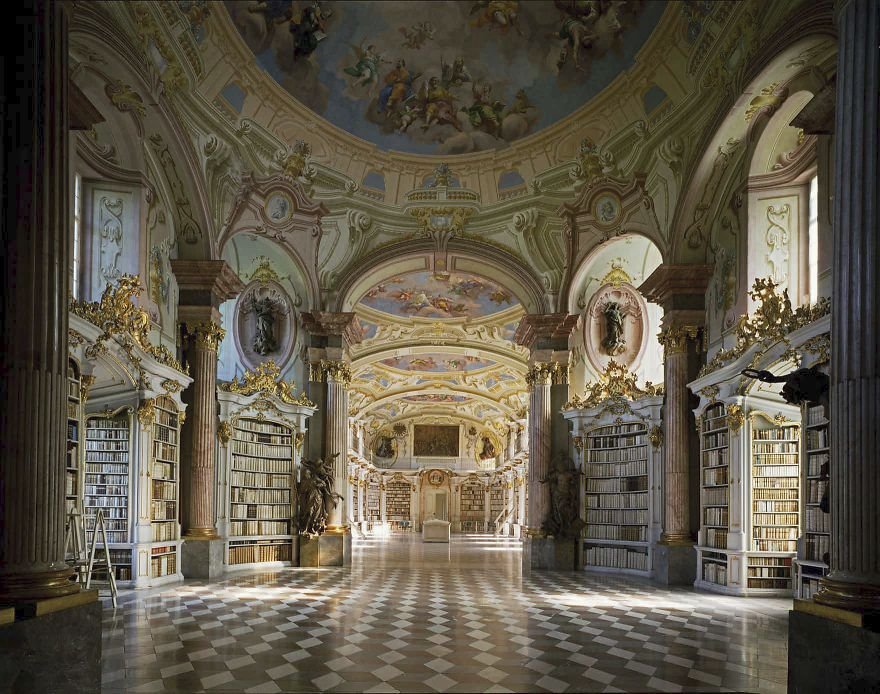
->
<box><xmin>422</xmin><ymin>519</ymin><xmax>451</xmax><ymax>543</ymax></box>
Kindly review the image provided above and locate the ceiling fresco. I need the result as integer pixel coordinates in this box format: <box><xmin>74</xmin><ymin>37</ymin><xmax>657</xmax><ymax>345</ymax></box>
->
<box><xmin>223</xmin><ymin>0</ymin><xmax>666</xmax><ymax>154</ymax></box>
<box><xmin>379</xmin><ymin>353</ymin><xmax>497</xmax><ymax>372</ymax></box>
<box><xmin>357</xmin><ymin>270</ymin><xmax>519</xmax><ymax>319</ymax></box>
<box><xmin>403</xmin><ymin>394</ymin><xmax>472</xmax><ymax>403</ymax></box>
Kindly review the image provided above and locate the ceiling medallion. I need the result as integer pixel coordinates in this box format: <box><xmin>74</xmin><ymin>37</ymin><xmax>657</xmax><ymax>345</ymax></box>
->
<box><xmin>593</xmin><ymin>192</ymin><xmax>622</xmax><ymax>226</ymax></box>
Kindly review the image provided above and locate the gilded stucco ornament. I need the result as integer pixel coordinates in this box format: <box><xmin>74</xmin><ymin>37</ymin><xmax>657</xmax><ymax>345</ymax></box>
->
<box><xmin>526</xmin><ymin>362</ymin><xmax>562</xmax><ymax>388</ymax></box>
<box><xmin>137</xmin><ymin>398</ymin><xmax>156</xmax><ymax>426</ymax></box>
<box><xmin>698</xmin><ymin>278</ymin><xmax>831</xmax><ymax>377</ymax></box>
<box><xmin>70</xmin><ymin>275</ymin><xmax>187</xmax><ymax>374</ymax></box>
<box><xmin>162</xmin><ymin>378</ymin><xmax>183</xmax><ymax>394</ymax></box>
<box><xmin>649</xmin><ymin>425</ymin><xmax>663</xmax><ymax>449</ymax></box>
<box><xmin>725</xmin><ymin>404</ymin><xmax>745</xmax><ymax>432</ymax></box>
<box><xmin>69</xmin><ymin>330</ymin><xmax>86</xmax><ymax>347</ymax></box>
<box><xmin>80</xmin><ymin>374</ymin><xmax>96</xmax><ymax>403</ymax></box>
<box><xmin>295</xmin><ymin>432</ymin><xmax>305</xmax><ymax>452</ymax></box>
<box><xmin>658</xmin><ymin>325</ymin><xmax>704</xmax><ymax>356</ymax></box>
<box><xmin>563</xmin><ymin>360</ymin><xmax>662</xmax><ymax>410</ymax></box>
<box><xmin>699</xmin><ymin>385</ymin><xmax>720</xmax><ymax>404</ymax></box>
<box><xmin>220</xmin><ymin>360</ymin><xmax>315</xmax><ymax>407</ymax></box>
<box><xmin>217</xmin><ymin>421</ymin><xmax>233</xmax><ymax>446</ymax></box>
<box><xmin>311</xmin><ymin>360</ymin><xmax>353</xmax><ymax>386</ymax></box>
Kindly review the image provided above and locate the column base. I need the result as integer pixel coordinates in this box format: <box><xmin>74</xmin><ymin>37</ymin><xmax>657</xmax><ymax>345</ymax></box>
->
<box><xmin>297</xmin><ymin>532</ymin><xmax>352</xmax><ymax>567</ymax></box>
<box><xmin>789</xmin><ymin>601</ymin><xmax>880</xmax><ymax>693</ymax></box>
<box><xmin>652</xmin><ymin>542</ymin><xmax>696</xmax><ymax>585</ymax></box>
<box><xmin>522</xmin><ymin>536</ymin><xmax>578</xmax><ymax>571</ymax></box>
<box><xmin>0</xmin><ymin>591</ymin><xmax>101</xmax><ymax>693</ymax></box>
<box><xmin>181</xmin><ymin>538</ymin><xmax>226</xmax><ymax>580</ymax></box>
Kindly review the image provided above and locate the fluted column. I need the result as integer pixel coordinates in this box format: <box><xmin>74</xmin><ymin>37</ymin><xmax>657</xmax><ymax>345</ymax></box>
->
<box><xmin>183</xmin><ymin>321</ymin><xmax>225</xmax><ymax>538</ymax></box>
<box><xmin>0</xmin><ymin>0</ymin><xmax>79</xmax><ymax>601</ymax></box>
<box><xmin>657</xmin><ymin>325</ymin><xmax>704</xmax><ymax>544</ymax></box>
<box><xmin>507</xmin><ymin>424</ymin><xmax>517</xmax><ymax>459</ymax></box>
<box><xmin>525</xmin><ymin>363</ymin><xmax>554</xmax><ymax>533</ymax></box>
<box><xmin>815</xmin><ymin>0</ymin><xmax>880</xmax><ymax>612</ymax></box>
<box><xmin>319</xmin><ymin>361</ymin><xmax>351</xmax><ymax>529</ymax></box>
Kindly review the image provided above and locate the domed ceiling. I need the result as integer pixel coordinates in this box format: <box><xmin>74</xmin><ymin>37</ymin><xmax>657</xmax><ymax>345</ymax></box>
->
<box><xmin>223</xmin><ymin>0</ymin><xmax>666</xmax><ymax>154</ymax></box>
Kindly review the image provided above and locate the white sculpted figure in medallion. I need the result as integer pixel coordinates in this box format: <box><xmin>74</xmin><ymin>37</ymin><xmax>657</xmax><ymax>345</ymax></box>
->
<box><xmin>602</xmin><ymin>301</ymin><xmax>626</xmax><ymax>355</ymax></box>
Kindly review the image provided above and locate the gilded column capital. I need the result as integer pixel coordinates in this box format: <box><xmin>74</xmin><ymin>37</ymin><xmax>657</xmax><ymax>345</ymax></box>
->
<box><xmin>526</xmin><ymin>361</ymin><xmax>562</xmax><ymax>388</ymax></box>
<box><xmin>725</xmin><ymin>403</ymin><xmax>745</xmax><ymax>432</ymax></box>
<box><xmin>657</xmin><ymin>324</ymin><xmax>704</xmax><ymax>356</ymax></box>
<box><xmin>310</xmin><ymin>359</ymin><xmax>352</xmax><ymax>386</ymax></box>
<box><xmin>191</xmin><ymin>320</ymin><xmax>226</xmax><ymax>352</ymax></box>
<box><xmin>137</xmin><ymin>398</ymin><xmax>156</xmax><ymax>426</ymax></box>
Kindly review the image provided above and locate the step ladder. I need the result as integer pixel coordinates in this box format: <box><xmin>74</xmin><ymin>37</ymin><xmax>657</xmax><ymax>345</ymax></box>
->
<box><xmin>66</xmin><ymin>507</ymin><xmax>119</xmax><ymax>607</ymax></box>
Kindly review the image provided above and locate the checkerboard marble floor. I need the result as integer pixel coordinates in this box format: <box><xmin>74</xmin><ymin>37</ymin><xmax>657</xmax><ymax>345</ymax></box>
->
<box><xmin>100</xmin><ymin>534</ymin><xmax>790</xmax><ymax>693</ymax></box>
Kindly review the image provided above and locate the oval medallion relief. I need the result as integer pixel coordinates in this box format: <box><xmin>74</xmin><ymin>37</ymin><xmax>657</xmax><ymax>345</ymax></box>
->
<box><xmin>584</xmin><ymin>282</ymin><xmax>648</xmax><ymax>373</ymax></box>
<box><xmin>233</xmin><ymin>280</ymin><xmax>296</xmax><ymax>371</ymax></box>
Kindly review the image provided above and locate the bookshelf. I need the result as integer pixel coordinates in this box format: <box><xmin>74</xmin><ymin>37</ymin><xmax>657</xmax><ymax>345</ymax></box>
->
<box><xmin>695</xmin><ymin>403</ymin><xmax>730</xmax><ymax>589</ymax></box>
<box><xmin>217</xmin><ymin>382</ymin><xmax>315</xmax><ymax>570</ymax></box>
<box><xmin>149</xmin><ymin>396</ymin><xmax>181</xmax><ymax>578</ymax></box>
<box><xmin>460</xmin><ymin>482</ymin><xmax>485</xmax><ymax>520</ymax></box>
<box><xmin>66</xmin><ymin>359</ymin><xmax>83</xmax><ymax>515</ymax></box>
<box><xmin>795</xmin><ymin>402</ymin><xmax>830</xmax><ymax>599</ymax></box>
<box><xmin>83</xmin><ymin>409</ymin><xmax>132</xmax><ymax>583</ymax></box>
<box><xmin>367</xmin><ymin>481</ymin><xmax>381</xmax><ymax>523</ymax></box>
<box><xmin>582</xmin><ymin>422</ymin><xmax>651</xmax><ymax>574</ymax></box>
<box><xmin>385</xmin><ymin>479</ymin><xmax>412</xmax><ymax>527</ymax></box>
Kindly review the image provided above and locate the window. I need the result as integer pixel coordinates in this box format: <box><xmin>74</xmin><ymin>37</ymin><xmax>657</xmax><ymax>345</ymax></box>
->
<box><xmin>72</xmin><ymin>173</ymin><xmax>82</xmax><ymax>299</ymax></box>
<box><xmin>807</xmin><ymin>175</ymin><xmax>818</xmax><ymax>303</ymax></box>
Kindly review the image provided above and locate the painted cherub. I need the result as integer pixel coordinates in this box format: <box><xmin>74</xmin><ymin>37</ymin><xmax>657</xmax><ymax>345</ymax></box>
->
<box><xmin>343</xmin><ymin>42</ymin><xmax>389</xmax><ymax>90</ymax></box>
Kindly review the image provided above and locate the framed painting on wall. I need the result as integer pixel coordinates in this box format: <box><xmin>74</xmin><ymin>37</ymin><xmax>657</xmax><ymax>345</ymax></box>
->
<box><xmin>413</xmin><ymin>424</ymin><xmax>459</xmax><ymax>457</ymax></box>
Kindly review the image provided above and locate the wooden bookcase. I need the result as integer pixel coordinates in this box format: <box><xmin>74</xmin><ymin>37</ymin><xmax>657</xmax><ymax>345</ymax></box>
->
<box><xmin>564</xmin><ymin>385</ymin><xmax>663</xmax><ymax>578</ymax></box>
<box><xmin>70</xmin><ymin>310</ymin><xmax>191</xmax><ymax>588</ymax></box>
<box><xmin>66</xmin><ymin>358</ymin><xmax>83</xmax><ymax>515</ymax></box>
<box><xmin>385</xmin><ymin>478</ymin><xmax>412</xmax><ymax>528</ymax></box>
<box><xmin>217</xmin><ymin>380</ymin><xmax>315</xmax><ymax>571</ymax></box>
<box><xmin>795</xmin><ymin>402</ymin><xmax>831</xmax><ymax>599</ymax></box>
<box><xmin>696</xmin><ymin>403</ymin><xmax>730</xmax><ymax>587</ymax></box>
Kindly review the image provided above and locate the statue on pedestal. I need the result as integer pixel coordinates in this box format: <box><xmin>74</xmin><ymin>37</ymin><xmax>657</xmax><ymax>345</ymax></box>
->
<box><xmin>540</xmin><ymin>455</ymin><xmax>585</xmax><ymax>539</ymax></box>
<box><xmin>602</xmin><ymin>301</ymin><xmax>626</xmax><ymax>355</ymax></box>
<box><xmin>296</xmin><ymin>454</ymin><xmax>341</xmax><ymax>537</ymax></box>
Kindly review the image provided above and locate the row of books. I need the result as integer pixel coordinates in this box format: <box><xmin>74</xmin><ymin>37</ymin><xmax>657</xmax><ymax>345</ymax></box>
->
<box><xmin>151</xmin><ymin>523</ymin><xmax>178</xmax><ymax>541</ymax></box>
<box><xmin>805</xmin><ymin>406</ymin><xmax>827</xmax><ymax>427</ymax></box>
<box><xmin>587</xmin><ymin>446</ymin><xmax>648</xmax><ymax>463</ymax></box>
<box><xmin>706</xmin><ymin>529</ymin><xmax>727</xmax><ymax>548</ymax></box>
<box><xmin>804</xmin><ymin>534</ymin><xmax>830</xmax><ymax>562</ymax></box>
<box><xmin>754</xmin><ymin>487</ymin><xmax>799</xmax><ymax>499</ymax></box>
<box><xmin>702</xmin><ymin>449</ymin><xmax>728</xmax><ymax>467</ymax></box>
<box><xmin>585</xmin><ymin>461</ymin><xmax>647</xmax><ymax>477</ymax></box>
<box><xmin>152</xmin><ymin>480</ymin><xmax>176</xmax><ymax>501</ymax></box>
<box><xmin>87</xmin><ymin>419</ymin><xmax>128</xmax><ymax>429</ymax></box>
<box><xmin>753</xmin><ymin>427</ymin><xmax>799</xmax><ymax>440</ymax></box>
<box><xmin>748</xmin><ymin>566</ymin><xmax>791</xmax><ymax>578</ymax></box>
<box><xmin>86</xmin><ymin>440</ymin><xmax>128</xmax><ymax>451</ymax></box>
<box><xmin>589</xmin><ymin>435</ymin><xmax>646</xmax><ymax>449</ymax></box>
<box><xmin>585</xmin><ymin>492</ymin><xmax>647</xmax><ymax>509</ymax></box>
<box><xmin>152</xmin><ymin>442</ymin><xmax>177</xmax><ymax>464</ymax></box>
<box><xmin>752</xmin><ymin>463</ymin><xmax>799</xmax><ymax>476</ymax></box>
<box><xmin>585</xmin><ymin>545</ymin><xmax>648</xmax><ymax>571</ymax></box>
<box><xmin>703</xmin><ymin>468</ymin><xmax>728</xmax><ymax>486</ymax></box>
<box><xmin>234</xmin><ymin>430</ymin><xmax>291</xmax><ymax>445</ymax></box>
<box><xmin>585</xmin><ymin>524</ymin><xmax>646</xmax><ymax>541</ymax></box>
<box><xmin>807</xmin><ymin>453</ymin><xmax>830</xmax><ymax>477</ymax></box>
<box><xmin>806</xmin><ymin>429</ymin><xmax>829</xmax><ymax>449</ymax></box>
<box><xmin>585</xmin><ymin>509</ymin><xmax>647</xmax><ymax>525</ymax></box>
<box><xmin>805</xmin><ymin>507</ymin><xmax>831</xmax><ymax>532</ymax></box>
<box><xmin>806</xmin><ymin>479</ymin><xmax>829</xmax><ymax>504</ymax></box>
<box><xmin>85</xmin><ymin>496</ymin><xmax>128</xmax><ymax>508</ymax></box>
<box><xmin>153</xmin><ymin>427</ymin><xmax>178</xmax><ymax>445</ymax></box>
<box><xmin>586</xmin><ymin>475</ymin><xmax>648</xmax><ymax>493</ymax></box>
<box><xmin>702</xmin><ymin>487</ymin><xmax>729</xmax><ymax>506</ymax></box>
<box><xmin>150</xmin><ymin>500</ymin><xmax>176</xmax><ymax>520</ymax></box>
<box><xmin>150</xmin><ymin>552</ymin><xmax>177</xmax><ymax>578</ymax></box>
<box><xmin>754</xmin><ymin>500</ymin><xmax>798</xmax><ymax>512</ymax></box>
<box><xmin>230</xmin><ymin>505</ymin><xmax>291</xmax><ymax>520</ymax></box>
<box><xmin>230</xmin><ymin>488</ymin><xmax>291</xmax><ymax>504</ymax></box>
<box><xmin>152</xmin><ymin>461</ymin><xmax>176</xmax><ymax>480</ymax></box>
<box><xmin>228</xmin><ymin>541</ymin><xmax>291</xmax><ymax>564</ymax></box>
<box><xmin>754</xmin><ymin>523</ymin><xmax>798</xmax><ymax>537</ymax></box>
<box><xmin>754</xmin><ymin>476</ymin><xmax>798</xmax><ymax>488</ymax></box>
<box><xmin>231</xmin><ymin>457</ymin><xmax>292</xmax><ymax>473</ymax></box>
<box><xmin>749</xmin><ymin>577</ymin><xmax>792</xmax><ymax>589</ymax></box>
<box><xmin>230</xmin><ymin>520</ymin><xmax>290</xmax><ymax>536</ymax></box>
<box><xmin>153</xmin><ymin>409</ymin><xmax>178</xmax><ymax>428</ymax></box>
<box><xmin>85</xmin><ymin>452</ymin><xmax>129</xmax><ymax>463</ymax></box>
<box><xmin>231</xmin><ymin>441</ymin><xmax>292</xmax><ymax>458</ymax></box>
<box><xmin>85</xmin><ymin>428</ymin><xmax>128</xmax><ymax>438</ymax></box>
<box><xmin>702</xmin><ymin>432</ymin><xmax>728</xmax><ymax>449</ymax></box>
<box><xmin>230</xmin><ymin>471</ymin><xmax>291</xmax><ymax>488</ymax></box>
<box><xmin>590</xmin><ymin>423</ymin><xmax>645</xmax><ymax>435</ymax></box>
<box><xmin>754</xmin><ymin>539</ymin><xmax>797</xmax><ymax>552</ymax></box>
<box><xmin>702</xmin><ymin>561</ymin><xmax>727</xmax><ymax>585</ymax></box>
<box><xmin>753</xmin><ymin>441</ymin><xmax>798</xmax><ymax>453</ymax></box>
<box><xmin>86</xmin><ymin>463</ymin><xmax>127</xmax><ymax>474</ymax></box>
<box><xmin>704</xmin><ymin>508</ymin><xmax>728</xmax><ymax>526</ymax></box>
<box><xmin>85</xmin><ymin>484</ymin><xmax>127</xmax><ymax>496</ymax></box>
<box><xmin>235</xmin><ymin>419</ymin><xmax>290</xmax><ymax>435</ymax></box>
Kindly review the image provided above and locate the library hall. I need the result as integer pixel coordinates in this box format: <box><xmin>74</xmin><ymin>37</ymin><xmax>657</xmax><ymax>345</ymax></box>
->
<box><xmin>2</xmin><ymin>1</ymin><xmax>879</xmax><ymax>692</ymax></box>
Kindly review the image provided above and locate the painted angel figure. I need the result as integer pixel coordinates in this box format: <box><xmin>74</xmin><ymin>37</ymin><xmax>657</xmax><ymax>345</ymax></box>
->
<box><xmin>399</xmin><ymin>21</ymin><xmax>435</xmax><ymax>49</ymax></box>
<box><xmin>343</xmin><ymin>43</ymin><xmax>388</xmax><ymax>89</ymax></box>
<box><xmin>288</xmin><ymin>1</ymin><xmax>331</xmax><ymax>61</ymax></box>
<box><xmin>470</xmin><ymin>0</ymin><xmax>523</xmax><ymax>35</ymax></box>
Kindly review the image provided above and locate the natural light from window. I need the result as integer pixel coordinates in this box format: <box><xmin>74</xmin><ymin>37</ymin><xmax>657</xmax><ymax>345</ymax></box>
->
<box><xmin>808</xmin><ymin>174</ymin><xmax>819</xmax><ymax>303</ymax></box>
<box><xmin>73</xmin><ymin>173</ymin><xmax>82</xmax><ymax>300</ymax></box>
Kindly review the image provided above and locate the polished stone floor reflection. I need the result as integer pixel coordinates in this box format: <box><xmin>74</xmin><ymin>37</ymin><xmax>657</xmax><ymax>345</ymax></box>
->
<box><xmin>100</xmin><ymin>534</ymin><xmax>790</xmax><ymax>693</ymax></box>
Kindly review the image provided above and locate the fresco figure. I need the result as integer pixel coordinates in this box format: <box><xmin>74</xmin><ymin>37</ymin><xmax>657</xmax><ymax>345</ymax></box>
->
<box><xmin>379</xmin><ymin>59</ymin><xmax>417</xmax><ymax>113</ymax></box>
<box><xmin>440</xmin><ymin>56</ymin><xmax>472</xmax><ymax>89</ymax></box>
<box><xmin>421</xmin><ymin>77</ymin><xmax>462</xmax><ymax>131</ymax></box>
<box><xmin>479</xmin><ymin>436</ymin><xmax>497</xmax><ymax>460</ymax></box>
<box><xmin>344</xmin><ymin>43</ymin><xmax>387</xmax><ymax>89</ymax></box>
<box><xmin>375</xmin><ymin>435</ymin><xmax>395</xmax><ymax>459</ymax></box>
<box><xmin>555</xmin><ymin>0</ymin><xmax>602</xmax><ymax>71</ymax></box>
<box><xmin>399</xmin><ymin>21</ymin><xmax>435</xmax><ymax>49</ymax></box>
<box><xmin>470</xmin><ymin>0</ymin><xmax>522</xmax><ymax>34</ymax></box>
<box><xmin>462</xmin><ymin>82</ymin><xmax>505</xmax><ymax>135</ymax></box>
<box><xmin>288</xmin><ymin>1</ymin><xmax>330</xmax><ymax>60</ymax></box>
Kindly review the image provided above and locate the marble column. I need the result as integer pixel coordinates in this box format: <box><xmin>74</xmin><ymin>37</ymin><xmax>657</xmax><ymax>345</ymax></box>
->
<box><xmin>183</xmin><ymin>321</ymin><xmax>225</xmax><ymax>539</ymax></box>
<box><xmin>639</xmin><ymin>265</ymin><xmax>711</xmax><ymax>585</ymax></box>
<box><xmin>0</xmin><ymin>5</ymin><xmax>103</xmax><ymax>689</ymax></box>
<box><xmin>789</xmin><ymin>5</ymin><xmax>880</xmax><ymax>692</ymax></box>
<box><xmin>507</xmin><ymin>424</ymin><xmax>517</xmax><ymax>460</ymax></box>
<box><xmin>0</xmin><ymin>0</ymin><xmax>79</xmax><ymax>603</ymax></box>
<box><xmin>172</xmin><ymin>261</ymin><xmax>243</xmax><ymax>579</ymax></box>
<box><xmin>322</xmin><ymin>362</ymin><xmax>350</xmax><ymax>528</ymax></box>
<box><xmin>515</xmin><ymin>313</ymin><xmax>578</xmax><ymax>571</ymax></box>
<box><xmin>815</xmin><ymin>0</ymin><xmax>880</xmax><ymax>613</ymax></box>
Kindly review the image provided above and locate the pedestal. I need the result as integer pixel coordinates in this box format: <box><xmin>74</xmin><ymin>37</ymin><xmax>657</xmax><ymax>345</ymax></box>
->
<box><xmin>318</xmin><ymin>533</ymin><xmax>352</xmax><ymax>566</ymax></box>
<box><xmin>652</xmin><ymin>543</ymin><xmax>696</xmax><ymax>585</ymax></box>
<box><xmin>0</xmin><ymin>593</ymin><xmax>102</xmax><ymax>693</ymax></box>
<box><xmin>523</xmin><ymin>537</ymin><xmax>578</xmax><ymax>572</ymax></box>
<box><xmin>298</xmin><ymin>536</ymin><xmax>320</xmax><ymax>567</ymax></box>
<box><xmin>181</xmin><ymin>538</ymin><xmax>225</xmax><ymax>580</ymax></box>
<box><xmin>788</xmin><ymin>603</ymin><xmax>880</xmax><ymax>693</ymax></box>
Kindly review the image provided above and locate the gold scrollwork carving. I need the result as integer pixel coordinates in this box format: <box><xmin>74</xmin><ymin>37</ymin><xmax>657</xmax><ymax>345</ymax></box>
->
<box><xmin>217</xmin><ymin>421</ymin><xmax>233</xmax><ymax>446</ymax></box>
<box><xmin>571</xmin><ymin>436</ymin><xmax>584</xmax><ymax>453</ymax></box>
<box><xmin>68</xmin><ymin>330</ymin><xmax>86</xmax><ymax>347</ymax></box>
<box><xmin>563</xmin><ymin>359</ymin><xmax>663</xmax><ymax>410</ymax></box>
<box><xmin>699</xmin><ymin>385</ymin><xmax>720</xmax><ymax>404</ymax></box>
<box><xmin>726</xmin><ymin>404</ymin><xmax>745</xmax><ymax>432</ymax></box>
<box><xmin>649</xmin><ymin>425</ymin><xmax>663</xmax><ymax>449</ymax></box>
<box><xmin>179</xmin><ymin>410</ymin><xmax>187</xmax><ymax>426</ymax></box>
<box><xmin>80</xmin><ymin>375</ymin><xmax>96</xmax><ymax>403</ymax></box>
<box><xmin>295</xmin><ymin>432</ymin><xmax>305</xmax><ymax>452</ymax></box>
<box><xmin>137</xmin><ymin>398</ymin><xmax>156</xmax><ymax>426</ymax></box>
<box><xmin>699</xmin><ymin>278</ymin><xmax>831</xmax><ymax>377</ymax></box>
<box><xmin>162</xmin><ymin>378</ymin><xmax>183</xmax><ymax>394</ymax></box>
<box><xmin>803</xmin><ymin>334</ymin><xmax>831</xmax><ymax>364</ymax></box>
<box><xmin>658</xmin><ymin>325</ymin><xmax>704</xmax><ymax>356</ymax></box>
<box><xmin>220</xmin><ymin>360</ymin><xmax>315</xmax><ymax>407</ymax></box>
<box><xmin>525</xmin><ymin>362</ymin><xmax>560</xmax><ymax>388</ymax></box>
<box><xmin>310</xmin><ymin>360</ymin><xmax>352</xmax><ymax>386</ymax></box>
